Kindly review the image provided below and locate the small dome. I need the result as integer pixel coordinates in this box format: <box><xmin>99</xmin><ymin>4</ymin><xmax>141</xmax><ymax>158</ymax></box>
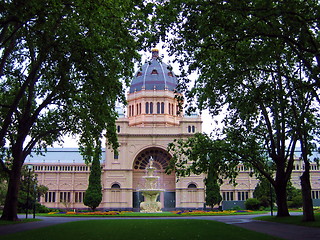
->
<box><xmin>129</xmin><ymin>49</ymin><xmax>178</xmax><ymax>93</ymax></box>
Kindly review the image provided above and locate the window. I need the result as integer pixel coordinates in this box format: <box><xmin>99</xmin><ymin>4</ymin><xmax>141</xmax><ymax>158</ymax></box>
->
<box><xmin>168</xmin><ymin>71</ymin><xmax>173</xmax><ymax>77</ymax></box>
<box><xmin>168</xmin><ymin>103</ymin><xmax>171</xmax><ymax>114</ymax></box>
<box><xmin>114</xmin><ymin>153</ymin><xmax>119</xmax><ymax>159</ymax></box>
<box><xmin>136</xmin><ymin>71</ymin><xmax>142</xmax><ymax>77</ymax></box>
<box><xmin>157</xmin><ymin>102</ymin><xmax>160</xmax><ymax>114</ymax></box>
<box><xmin>151</xmin><ymin>69</ymin><xmax>158</xmax><ymax>74</ymax></box>
<box><xmin>188</xmin><ymin>183</ymin><xmax>197</xmax><ymax>189</ymax></box>
<box><xmin>139</xmin><ymin>103</ymin><xmax>141</xmax><ymax>114</ymax></box>
<box><xmin>192</xmin><ymin>126</ymin><xmax>195</xmax><ymax>133</ymax></box>
<box><xmin>188</xmin><ymin>126</ymin><xmax>191</xmax><ymax>133</ymax></box>
<box><xmin>136</xmin><ymin>104</ymin><xmax>139</xmax><ymax>115</ymax></box>
<box><xmin>150</xmin><ymin>102</ymin><xmax>153</xmax><ymax>114</ymax></box>
<box><xmin>111</xmin><ymin>183</ymin><xmax>121</xmax><ymax>189</ymax></box>
<box><xmin>161</xmin><ymin>102</ymin><xmax>164</xmax><ymax>114</ymax></box>
<box><xmin>60</xmin><ymin>192</ymin><xmax>71</xmax><ymax>202</ymax></box>
<box><xmin>146</xmin><ymin>102</ymin><xmax>149</xmax><ymax>114</ymax></box>
<box><xmin>75</xmin><ymin>192</ymin><xmax>85</xmax><ymax>203</ymax></box>
<box><xmin>237</xmin><ymin>191</ymin><xmax>249</xmax><ymax>201</ymax></box>
<box><xmin>45</xmin><ymin>192</ymin><xmax>56</xmax><ymax>202</ymax></box>
<box><xmin>312</xmin><ymin>190</ymin><xmax>320</xmax><ymax>199</ymax></box>
<box><xmin>222</xmin><ymin>192</ymin><xmax>234</xmax><ymax>201</ymax></box>
<box><xmin>117</xmin><ymin>125</ymin><xmax>120</xmax><ymax>133</ymax></box>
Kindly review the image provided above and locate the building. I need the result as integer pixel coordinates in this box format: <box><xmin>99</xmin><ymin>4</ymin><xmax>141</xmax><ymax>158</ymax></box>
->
<box><xmin>26</xmin><ymin>50</ymin><xmax>320</xmax><ymax>210</ymax></box>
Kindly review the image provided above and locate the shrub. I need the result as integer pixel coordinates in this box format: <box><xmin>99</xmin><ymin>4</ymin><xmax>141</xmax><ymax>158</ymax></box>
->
<box><xmin>245</xmin><ymin>198</ymin><xmax>261</xmax><ymax>210</ymax></box>
<box><xmin>287</xmin><ymin>195</ymin><xmax>303</xmax><ymax>208</ymax></box>
<box><xmin>36</xmin><ymin>203</ymin><xmax>50</xmax><ymax>213</ymax></box>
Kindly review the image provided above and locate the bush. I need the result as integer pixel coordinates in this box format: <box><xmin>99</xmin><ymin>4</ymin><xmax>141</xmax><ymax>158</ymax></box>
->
<box><xmin>245</xmin><ymin>198</ymin><xmax>261</xmax><ymax>210</ymax></box>
<box><xmin>36</xmin><ymin>203</ymin><xmax>51</xmax><ymax>213</ymax></box>
<box><xmin>287</xmin><ymin>195</ymin><xmax>303</xmax><ymax>208</ymax></box>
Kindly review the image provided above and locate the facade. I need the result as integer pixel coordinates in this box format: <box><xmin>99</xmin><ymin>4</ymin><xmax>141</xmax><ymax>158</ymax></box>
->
<box><xmin>26</xmin><ymin>50</ymin><xmax>320</xmax><ymax>210</ymax></box>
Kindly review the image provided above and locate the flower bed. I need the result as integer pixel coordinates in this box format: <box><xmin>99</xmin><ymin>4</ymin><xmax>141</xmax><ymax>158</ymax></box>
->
<box><xmin>171</xmin><ymin>210</ymin><xmax>253</xmax><ymax>215</ymax></box>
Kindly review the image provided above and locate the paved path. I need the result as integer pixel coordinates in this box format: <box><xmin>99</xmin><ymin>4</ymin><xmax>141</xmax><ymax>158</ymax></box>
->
<box><xmin>1</xmin><ymin>213</ymin><xmax>320</xmax><ymax>240</ymax></box>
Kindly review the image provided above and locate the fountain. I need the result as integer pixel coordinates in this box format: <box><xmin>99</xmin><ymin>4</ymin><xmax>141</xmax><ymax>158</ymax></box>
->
<box><xmin>138</xmin><ymin>156</ymin><xmax>164</xmax><ymax>213</ymax></box>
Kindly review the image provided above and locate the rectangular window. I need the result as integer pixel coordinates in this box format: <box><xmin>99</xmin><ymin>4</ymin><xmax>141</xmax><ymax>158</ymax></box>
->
<box><xmin>237</xmin><ymin>191</ymin><xmax>249</xmax><ymax>201</ymax></box>
<box><xmin>161</xmin><ymin>102</ymin><xmax>164</xmax><ymax>114</ymax></box>
<box><xmin>312</xmin><ymin>190</ymin><xmax>319</xmax><ymax>199</ymax></box>
<box><xmin>223</xmin><ymin>191</ymin><xmax>234</xmax><ymax>201</ymax></box>
<box><xmin>75</xmin><ymin>192</ymin><xmax>85</xmax><ymax>203</ymax></box>
<box><xmin>45</xmin><ymin>192</ymin><xmax>56</xmax><ymax>202</ymax></box>
<box><xmin>60</xmin><ymin>192</ymin><xmax>71</xmax><ymax>202</ymax></box>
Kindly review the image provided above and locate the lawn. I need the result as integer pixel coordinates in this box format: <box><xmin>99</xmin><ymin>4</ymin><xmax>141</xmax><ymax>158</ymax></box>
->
<box><xmin>0</xmin><ymin>219</ymin><xmax>40</xmax><ymax>226</ymax></box>
<box><xmin>1</xmin><ymin>219</ymin><xmax>283</xmax><ymax>240</ymax></box>
<box><xmin>255</xmin><ymin>213</ymin><xmax>320</xmax><ymax>228</ymax></box>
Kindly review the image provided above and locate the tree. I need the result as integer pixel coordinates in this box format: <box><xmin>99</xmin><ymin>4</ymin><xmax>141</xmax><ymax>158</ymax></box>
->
<box><xmin>0</xmin><ymin>0</ymin><xmax>152</xmax><ymax>221</ymax></box>
<box><xmin>156</xmin><ymin>0</ymin><xmax>320</xmax><ymax>220</ymax></box>
<box><xmin>253</xmin><ymin>178</ymin><xmax>275</xmax><ymax>208</ymax></box>
<box><xmin>17</xmin><ymin>166</ymin><xmax>48</xmax><ymax>213</ymax></box>
<box><xmin>205</xmin><ymin>165</ymin><xmax>222</xmax><ymax>209</ymax></box>
<box><xmin>83</xmin><ymin>141</ymin><xmax>102</xmax><ymax>211</ymax></box>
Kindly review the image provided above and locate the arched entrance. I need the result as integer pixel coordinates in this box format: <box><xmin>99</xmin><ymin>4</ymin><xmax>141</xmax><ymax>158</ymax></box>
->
<box><xmin>132</xmin><ymin>147</ymin><xmax>176</xmax><ymax>210</ymax></box>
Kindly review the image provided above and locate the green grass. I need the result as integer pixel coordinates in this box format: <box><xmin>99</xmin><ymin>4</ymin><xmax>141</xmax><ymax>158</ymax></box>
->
<box><xmin>1</xmin><ymin>219</ymin><xmax>283</xmax><ymax>240</ymax></box>
<box><xmin>0</xmin><ymin>218</ymin><xmax>41</xmax><ymax>226</ymax></box>
<box><xmin>255</xmin><ymin>213</ymin><xmax>320</xmax><ymax>228</ymax></box>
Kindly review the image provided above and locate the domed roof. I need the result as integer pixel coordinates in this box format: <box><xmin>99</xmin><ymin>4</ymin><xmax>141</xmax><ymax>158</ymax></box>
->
<box><xmin>129</xmin><ymin>49</ymin><xmax>178</xmax><ymax>93</ymax></box>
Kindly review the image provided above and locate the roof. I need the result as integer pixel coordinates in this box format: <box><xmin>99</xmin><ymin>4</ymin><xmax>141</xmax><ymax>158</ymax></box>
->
<box><xmin>129</xmin><ymin>49</ymin><xmax>179</xmax><ymax>93</ymax></box>
<box><xmin>25</xmin><ymin>148</ymin><xmax>105</xmax><ymax>164</ymax></box>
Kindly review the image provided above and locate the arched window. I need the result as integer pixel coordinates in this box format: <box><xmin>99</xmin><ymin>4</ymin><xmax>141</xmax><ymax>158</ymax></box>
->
<box><xmin>188</xmin><ymin>183</ymin><xmax>197</xmax><ymax>189</ymax></box>
<box><xmin>117</xmin><ymin>126</ymin><xmax>120</xmax><ymax>133</ymax></box>
<box><xmin>192</xmin><ymin>126</ymin><xmax>195</xmax><ymax>133</ymax></box>
<box><xmin>150</xmin><ymin>102</ymin><xmax>153</xmax><ymax>114</ymax></box>
<box><xmin>146</xmin><ymin>102</ymin><xmax>149</xmax><ymax>114</ymax></box>
<box><xmin>161</xmin><ymin>102</ymin><xmax>164</xmax><ymax>114</ymax></box>
<box><xmin>129</xmin><ymin>105</ymin><xmax>131</xmax><ymax>117</ymax></box>
<box><xmin>111</xmin><ymin>183</ymin><xmax>121</xmax><ymax>189</ymax></box>
<box><xmin>139</xmin><ymin>103</ymin><xmax>142</xmax><ymax>114</ymax></box>
<box><xmin>132</xmin><ymin>105</ymin><xmax>134</xmax><ymax>116</ymax></box>
<box><xmin>188</xmin><ymin>126</ymin><xmax>191</xmax><ymax>133</ymax></box>
<box><xmin>157</xmin><ymin>102</ymin><xmax>160</xmax><ymax>114</ymax></box>
<box><xmin>136</xmin><ymin>104</ymin><xmax>139</xmax><ymax>115</ymax></box>
<box><xmin>168</xmin><ymin>103</ymin><xmax>171</xmax><ymax>114</ymax></box>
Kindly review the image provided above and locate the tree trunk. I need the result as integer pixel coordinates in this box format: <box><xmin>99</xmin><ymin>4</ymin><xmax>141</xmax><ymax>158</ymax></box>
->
<box><xmin>300</xmin><ymin>163</ymin><xmax>315</xmax><ymax>222</ymax></box>
<box><xmin>0</xmin><ymin>161</ymin><xmax>22</xmax><ymax>221</ymax></box>
<box><xmin>274</xmin><ymin>181</ymin><xmax>290</xmax><ymax>217</ymax></box>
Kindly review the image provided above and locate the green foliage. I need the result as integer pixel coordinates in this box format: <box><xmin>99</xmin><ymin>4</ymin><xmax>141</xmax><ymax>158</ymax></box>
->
<box><xmin>17</xmin><ymin>166</ymin><xmax>48</xmax><ymax>213</ymax></box>
<box><xmin>253</xmin><ymin>178</ymin><xmax>276</xmax><ymax>208</ymax></box>
<box><xmin>84</xmin><ymin>143</ymin><xmax>102</xmax><ymax>211</ymax></box>
<box><xmin>245</xmin><ymin>198</ymin><xmax>261</xmax><ymax>211</ymax></box>
<box><xmin>0</xmin><ymin>0</ymin><xmax>153</xmax><ymax>220</ymax></box>
<box><xmin>205</xmin><ymin>166</ymin><xmax>222</xmax><ymax>208</ymax></box>
<box><xmin>157</xmin><ymin>0</ymin><xmax>320</xmax><ymax>219</ymax></box>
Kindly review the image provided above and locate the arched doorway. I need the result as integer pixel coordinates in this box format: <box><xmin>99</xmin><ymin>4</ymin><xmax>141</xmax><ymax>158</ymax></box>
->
<box><xmin>132</xmin><ymin>147</ymin><xmax>176</xmax><ymax>210</ymax></box>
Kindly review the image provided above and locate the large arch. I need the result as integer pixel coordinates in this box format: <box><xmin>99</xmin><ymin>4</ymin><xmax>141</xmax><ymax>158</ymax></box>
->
<box><xmin>132</xmin><ymin>147</ymin><xmax>176</xmax><ymax>210</ymax></box>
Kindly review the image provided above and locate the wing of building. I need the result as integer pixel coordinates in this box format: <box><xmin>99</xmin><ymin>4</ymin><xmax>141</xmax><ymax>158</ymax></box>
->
<box><xmin>26</xmin><ymin>50</ymin><xmax>320</xmax><ymax>210</ymax></box>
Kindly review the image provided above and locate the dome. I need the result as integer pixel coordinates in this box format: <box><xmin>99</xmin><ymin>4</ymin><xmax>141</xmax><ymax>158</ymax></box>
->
<box><xmin>129</xmin><ymin>49</ymin><xmax>178</xmax><ymax>93</ymax></box>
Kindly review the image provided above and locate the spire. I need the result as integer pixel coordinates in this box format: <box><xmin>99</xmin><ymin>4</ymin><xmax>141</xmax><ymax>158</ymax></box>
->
<box><xmin>152</xmin><ymin>48</ymin><xmax>159</xmax><ymax>59</ymax></box>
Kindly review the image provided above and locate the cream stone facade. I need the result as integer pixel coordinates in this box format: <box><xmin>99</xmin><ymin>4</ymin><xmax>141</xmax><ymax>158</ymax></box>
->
<box><xmin>26</xmin><ymin>50</ymin><xmax>320</xmax><ymax>210</ymax></box>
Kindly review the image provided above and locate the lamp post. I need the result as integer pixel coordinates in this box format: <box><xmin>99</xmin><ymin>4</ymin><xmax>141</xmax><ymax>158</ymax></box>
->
<box><xmin>25</xmin><ymin>165</ymin><xmax>33</xmax><ymax>219</ymax></box>
<box><xmin>267</xmin><ymin>160</ymin><xmax>274</xmax><ymax>217</ymax></box>
<box><xmin>270</xmin><ymin>182</ymin><xmax>273</xmax><ymax>216</ymax></box>
<box><xmin>33</xmin><ymin>177</ymin><xmax>37</xmax><ymax>218</ymax></box>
